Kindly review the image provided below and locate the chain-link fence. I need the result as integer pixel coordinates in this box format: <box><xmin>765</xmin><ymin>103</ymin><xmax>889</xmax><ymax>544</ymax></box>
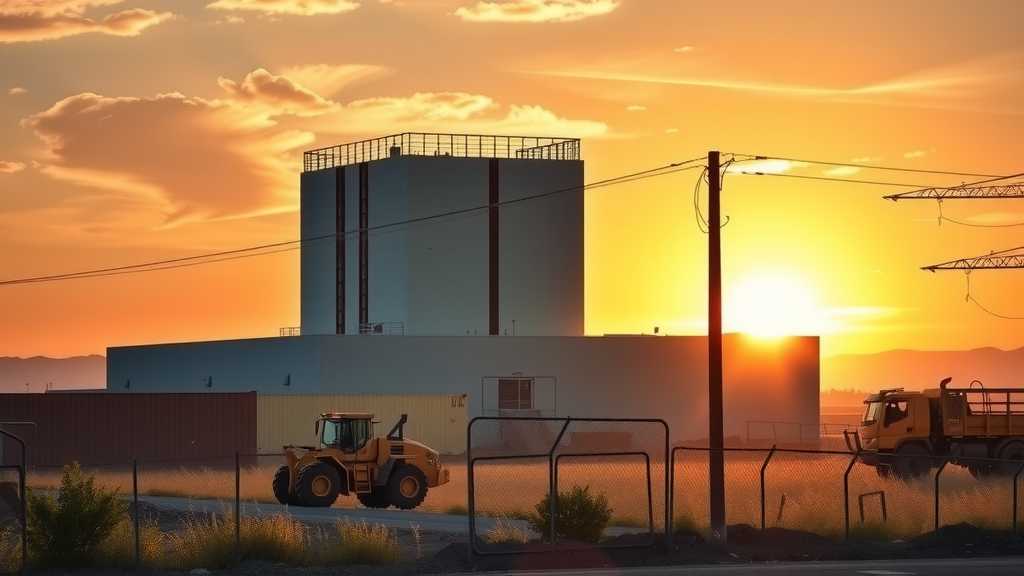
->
<box><xmin>467</xmin><ymin>416</ymin><xmax>670</xmax><ymax>555</ymax></box>
<box><xmin>673</xmin><ymin>446</ymin><xmax>1024</xmax><ymax>541</ymax></box>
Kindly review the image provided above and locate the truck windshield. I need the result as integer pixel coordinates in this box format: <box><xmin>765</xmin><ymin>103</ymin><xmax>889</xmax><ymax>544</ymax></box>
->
<box><xmin>863</xmin><ymin>401</ymin><xmax>882</xmax><ymax>424</ymax></box>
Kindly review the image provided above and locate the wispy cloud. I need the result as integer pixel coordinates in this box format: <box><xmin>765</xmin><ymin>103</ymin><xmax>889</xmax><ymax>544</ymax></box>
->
<box><xmin>0</xmin><ymin>160</ymin><xmax>26</xmax><ymax>174</ymax></box>
<box><xmin>455</xmin><ymin>0</ymin><xmax>618</xmax><ymax>23</ymax></box>
<box><xmin>8</xmin><ymin>87</ymin><xmax>28</xmax><ymax>96</ymax></box>
<box><xmin>0</xmin><ymin>1</ymin><xmax>173</xmax><ymax>43</ymax></box>
<box><xmin>206</xmin><ymin>0</ymin><xmax>361</xmax><ymax>16</ymax></box>
<box><xmin>823</xmin><ymin>166</ymin><xmax>860</xmax><ymax>177</ymax></box>
<box><xmin>278</xmin><ymin>63</ymin><xmax>389</xmax><ymax>96</ymax></box>
<box><xmin>903</xmin><ymin>149</ymin><xmax>932</xmax><ymax>159</ymax></box>
<box><xmin>625</xmin><ymin>104</ymin><xmax>646</xmax><ymax>112</ymax></box>
<box><xmin>673</xmin><ymin>45</ymin><xmax>694</xmax><ymax>54</ymax></box>
<box><xmin>535</xmin><ymin>54</ymin><xmax>1022</xmax><ymax>113</ymax></box>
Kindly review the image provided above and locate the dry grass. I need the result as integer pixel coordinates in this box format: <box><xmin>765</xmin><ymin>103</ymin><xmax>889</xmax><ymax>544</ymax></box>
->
<box><xmin>27</xmin><ymin>454</ymin><xmax>1023</xmax><ymax>541</ymax></box>
<box><xmin>0</xmin><ymin>526</ymin><xmax>19</xmax><ymax>572</ymax></box>
<box><xmin>484</xmin><ymin>516</ymin><xmax>530</xmax><ymax>544</ymax></box>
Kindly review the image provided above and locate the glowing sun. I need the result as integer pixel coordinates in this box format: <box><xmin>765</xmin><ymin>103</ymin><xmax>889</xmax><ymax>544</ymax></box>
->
<box><xmin>725</xmin><ymin>273</ymin><xmax>830</xmax><ymax>338</ymax></box>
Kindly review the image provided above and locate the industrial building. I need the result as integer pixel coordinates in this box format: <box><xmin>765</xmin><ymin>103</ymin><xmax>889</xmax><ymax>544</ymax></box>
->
<box><xmin>104</xmin><ymin>132</ymin><xmax>821</xmax><ymax>453</ymax></box>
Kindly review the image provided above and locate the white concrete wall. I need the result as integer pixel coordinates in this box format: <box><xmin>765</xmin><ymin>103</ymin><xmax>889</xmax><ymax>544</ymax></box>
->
<box><xmin>405</xmin><ymin>156</ymin><xmax>489</xmax><ymax>336</ymax></box>
<box><xmin>499</xmin><ymin>159</ymin><xmax>584</xmax><ymax>336</ymax></box>
<box><xmin>107</xmin><ymin>334</ymin><xmax>819</xmax><ymax>443</ymax></box>
<box><xmin>300</xmin><ymin>169</ymin><xmax>338</xmax><ymax>336</ymax></box>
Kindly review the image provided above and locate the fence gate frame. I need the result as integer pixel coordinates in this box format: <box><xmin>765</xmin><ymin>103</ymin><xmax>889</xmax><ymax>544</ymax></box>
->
<box><xmin>466</xmin><ymin>416</ymin><xmax>670</xmax><ymax>556</ymax></box>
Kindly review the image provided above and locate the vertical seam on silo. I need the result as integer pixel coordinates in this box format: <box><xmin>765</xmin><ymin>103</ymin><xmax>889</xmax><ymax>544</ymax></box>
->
<box><xmin>336</xmin><ymin>166</ymin><xmax>346</xmax><ymax>334</ymax></box>
<box><xmin>489</xmin><ymin>158</ymin><xmax>499</xmax><ymax>336</ymax></box>
<box><xmin>359</xmin><ymin>163</ymin><xmax>369</xmax><ymax>327</ymax></box>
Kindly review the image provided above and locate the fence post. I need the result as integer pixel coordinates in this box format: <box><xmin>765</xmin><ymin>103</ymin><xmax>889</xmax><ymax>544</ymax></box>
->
<box><xmin>547</xmin><ymin>419</ymin><xmax>571</xmax><ymax>544</ymax></box>
<box><xmin>132</xmin><ymin>459</ymin><xmax>140</xmax><ymax>567</ymax></box>
<box><xmin>934</xmin><ymin>459</ymin><xmax>948</xmax><ymax>533</ymax></box>
<box><xmin>843</xmin><ymin>450</ymin><xmax>859</xmax><ymax>540</ymax></box>
<box><xmin>760</xmin><ymin>445</ymin><xmax>776</xmax><ymax>531</ymax></box>
<box><xmin>1013</xmin><ymin>461</ymin><xmax>1024</xmax><ymax>534</ymax></box>
<box><xmin>663</xmin><ymin>421</ymin><xmax>671</xmax><ymax>552</ymax></box>
<box><xmin>235</xmin><ymin>451</ymin><xmax>241</xmax><ymax>563</ymax></box>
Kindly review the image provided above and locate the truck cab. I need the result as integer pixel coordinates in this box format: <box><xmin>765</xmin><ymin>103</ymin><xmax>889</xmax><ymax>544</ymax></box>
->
<box><xmin>859</xmin><ymin>388</ymin><xmax>933</xmax><ymax>453</ymax></box>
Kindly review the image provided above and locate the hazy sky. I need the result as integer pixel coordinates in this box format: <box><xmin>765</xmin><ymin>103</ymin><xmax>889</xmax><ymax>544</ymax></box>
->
<box><xmin>1</xmin><ymin>0</ymin><xmax>1023</xmax><ymax>358</ymax></box>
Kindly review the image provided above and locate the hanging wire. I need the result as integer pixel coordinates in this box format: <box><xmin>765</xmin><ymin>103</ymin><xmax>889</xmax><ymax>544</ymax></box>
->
<box><xmin>693</xmin><ymin>166</ymin><xmax>710</xmax><ymax>233</ymax></box>
<box><xmin>963</xmin><ymin>270</ymin><xmax>1024</xmax><ymax>320</ymax></box>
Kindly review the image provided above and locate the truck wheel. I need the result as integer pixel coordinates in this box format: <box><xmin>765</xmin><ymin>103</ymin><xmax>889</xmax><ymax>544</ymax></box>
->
<box><xmin>893</xmin><ymin>444</ymin><xmax>932</xmax><ymax>480</ymax></box>
<box><xmin>997</xmin><ymin>440</ymin><xmax>1024</xmax><ymax>475</ymax></box>
<box><xmin>272</xmin><ymin>465</ymin><xmax>293</xmax><ymax>505</ymax></box>
<box><xmin>387</xmin><ymin>464</ymin><xmax>428</xmax><ymax>510</ymax></box>
<box><xmin>357</xmin><ymin>488</ymin><xmax>390</xmax><ymax>509</ymax></box>
<box><xmin>295</xmin><ymin>462</ymin><xmax>341</xmax><ymax>507</ymax></box>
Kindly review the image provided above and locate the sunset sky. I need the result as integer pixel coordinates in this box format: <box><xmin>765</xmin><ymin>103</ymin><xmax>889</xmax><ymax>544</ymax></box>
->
<box><xmin>1</xmin><ymin>0</ymin><xmax>1023</xmax><ymax>359</ymax></box>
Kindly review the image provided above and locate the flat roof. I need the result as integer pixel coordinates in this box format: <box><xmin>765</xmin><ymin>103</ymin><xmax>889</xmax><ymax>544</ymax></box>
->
<box><xmin>303</xmin><ymin>132</ymin><xmax>581</xmax><ymax>172</ymax></box>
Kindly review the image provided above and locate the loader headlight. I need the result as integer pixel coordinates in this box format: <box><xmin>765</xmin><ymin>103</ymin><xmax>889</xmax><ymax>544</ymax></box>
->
<box><xmin>425</xmin><ymin>451</ymin><xmax>439</xmax><ymax>467</ymax></box>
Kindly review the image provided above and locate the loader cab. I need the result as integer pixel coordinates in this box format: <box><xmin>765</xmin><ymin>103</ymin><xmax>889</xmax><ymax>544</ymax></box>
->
<box><xmin>316</xmin><ymin>412</ymin><xmax>375</xmax><ymax>454</ymax></box>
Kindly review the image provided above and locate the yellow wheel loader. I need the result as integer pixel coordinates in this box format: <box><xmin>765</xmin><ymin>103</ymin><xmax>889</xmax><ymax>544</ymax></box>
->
<box><xmin>273</xmin><ymin>413</ymin><xmax>449</xmax><ymax>509</ymax></box>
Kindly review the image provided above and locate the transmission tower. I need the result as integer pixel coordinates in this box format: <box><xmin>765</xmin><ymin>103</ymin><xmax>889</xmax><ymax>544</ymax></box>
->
<box><xmin>923</xmin><ymin>246</ymin><xmax>1024</xmax><ymax>271</ymax></box>
<box><xmin>885</xmin><ymin>182</ymin><xmax>1024</xmax><ymax>201</ymax></box>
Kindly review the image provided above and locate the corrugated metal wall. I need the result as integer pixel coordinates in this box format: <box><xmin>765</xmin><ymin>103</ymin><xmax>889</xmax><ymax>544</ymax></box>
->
<box><xmin>0</xmin><ymin>393</ymin><xmax>257</xmax><ymax>466</ymax></box>
<box><xmin>257</xmin><ymin>394</ymin><xmax>467</xmax><ymax>455</ymax></box>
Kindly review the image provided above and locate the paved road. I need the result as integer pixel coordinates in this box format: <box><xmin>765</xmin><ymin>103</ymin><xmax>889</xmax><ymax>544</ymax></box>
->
<box><xmin>470</xmin><ymin>558</ymin><xmax>1024</xmax><ymax>576</ymax></box>
<box><xmin>137</xmin><ymin>494</ymin><xmax>647</xmax><ymax>537</ymax></box>
<box><xmin>137</xmin><ymin>494</ymin><xmax>484</xmax><ymax>533</ymax></box>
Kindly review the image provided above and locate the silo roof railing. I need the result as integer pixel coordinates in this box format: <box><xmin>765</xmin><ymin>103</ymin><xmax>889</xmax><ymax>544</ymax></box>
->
<box><xmin>303</xmin><ymin>132</ymin><xmax>581</xmax><ymax>172</ymax></box>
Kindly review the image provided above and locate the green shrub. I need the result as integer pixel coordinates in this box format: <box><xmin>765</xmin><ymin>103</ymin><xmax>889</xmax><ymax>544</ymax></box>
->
<box><xmin>26</xmin><ymin>462</ymin><xmax>127</xmax><ymax>568</ymax></box>
<box><xmin>529</xmin><ymin>485</ymin><xmax>612</xmax><ymax>543</ymax></box>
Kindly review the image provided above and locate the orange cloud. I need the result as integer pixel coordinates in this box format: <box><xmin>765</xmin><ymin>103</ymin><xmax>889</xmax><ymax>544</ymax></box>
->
<box><xmin>22</xmin><ymin>67</ymin><xmax>605</xmax><ymax>230</ymax></box>
<box><xmin>317</xmin><ymin>91</ymin><xmax>607</xmax><ymax>137</ymax></box>
<box><xmin>0</xmin><ymin>161</ymin><xmax>26</xmax><ymax>174</ymax></box>
<box><xmin>218</xmin><ymin>68</ymin><xmax>335</xmax><ymax>116</ymax></box>
<box><xmin>0</xmin><ymin>1</ymin><xmax>173</xmax><ymax>43</ymax></box>
<box><xmin>24</xmin><ymin>92</ymin><xmax>312</xmax><ymax>224</ymax></box>
<box><xmin>206</xmin><ymin>0</ymin><xmax>360</xmax><ymax>16</ymax></box>
<box><xmin>455</xmin><ymin>0</ymin><xmax>618</xmax><ymax>23</ymax></box>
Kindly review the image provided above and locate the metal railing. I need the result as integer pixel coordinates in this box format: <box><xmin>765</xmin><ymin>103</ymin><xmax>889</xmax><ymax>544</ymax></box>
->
<box><xmin>303</xmin><ymin>133</ymin><xmax>581</xmax><ymax>172</ymax></box>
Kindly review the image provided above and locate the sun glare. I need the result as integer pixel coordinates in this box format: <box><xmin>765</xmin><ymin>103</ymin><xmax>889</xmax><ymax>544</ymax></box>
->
<box><xmin>725</xmin><ymin>273</ymin><xmax>830</xmax><ymax>338</ymax></box>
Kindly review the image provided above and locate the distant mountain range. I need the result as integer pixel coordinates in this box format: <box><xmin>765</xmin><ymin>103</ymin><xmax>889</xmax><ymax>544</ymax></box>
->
<box><xmin>822</xmin><ymin>346</ymin><xmax>1024</xmax><ymax>404</ymax></box>
<box><xmin>0</xmin><ymin>355</ymin><xmax>106</xmax><ymax>392</ymax></box>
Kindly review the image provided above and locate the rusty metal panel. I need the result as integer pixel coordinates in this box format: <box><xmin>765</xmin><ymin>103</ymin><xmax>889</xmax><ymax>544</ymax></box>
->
<box><xmin>257</xmin><ymin>394</ymin><xmax>467</xmax><ymax>455</ymax></box>
<box><xmin>0</xmin><ymin>392</ymin><xmax>256</xmax><ymax>466</ymax></box>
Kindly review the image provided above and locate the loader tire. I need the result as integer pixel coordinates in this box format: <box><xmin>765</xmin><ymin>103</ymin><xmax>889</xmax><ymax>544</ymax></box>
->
<box><xmin>357</xmin><ymin>488</ymin><xmax>390</xmax><ymax>509</ymax></box>
<box><xmin>387</xmin><ymin>464</ymin><xmax>428</xmax><ymax>510</ymax></box>
<box><xmin>272</xmin><ymin>465</ymin><xmax>294</xmax><ymax>505</ymax></box>
<box><xmin>295</xmin><ymin>462</ymin><xmax>341</xmax><ymax>507</ymax></box>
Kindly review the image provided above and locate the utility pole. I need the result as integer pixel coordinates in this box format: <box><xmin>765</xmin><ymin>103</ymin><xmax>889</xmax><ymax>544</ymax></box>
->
<box><xmin>707</xmin><ymin>150</ymin><xmax>726</xmax><ymax>541</ymax></box>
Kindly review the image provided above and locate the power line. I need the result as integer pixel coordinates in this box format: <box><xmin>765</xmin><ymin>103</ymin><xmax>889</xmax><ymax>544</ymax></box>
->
<box><xmin>0</xmin><ymin>158</ymin><xmax>706</xmax><ymax>287</ymax></box>
<box><xmin>731</xmin><ymin>171</ymin><xmax>934</xmax><ymax>188</ymax></box>
<box><xmin>727</xmin><ymin>153</ymin><xmax>1005</xmax><ymax>178</ymax></box>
